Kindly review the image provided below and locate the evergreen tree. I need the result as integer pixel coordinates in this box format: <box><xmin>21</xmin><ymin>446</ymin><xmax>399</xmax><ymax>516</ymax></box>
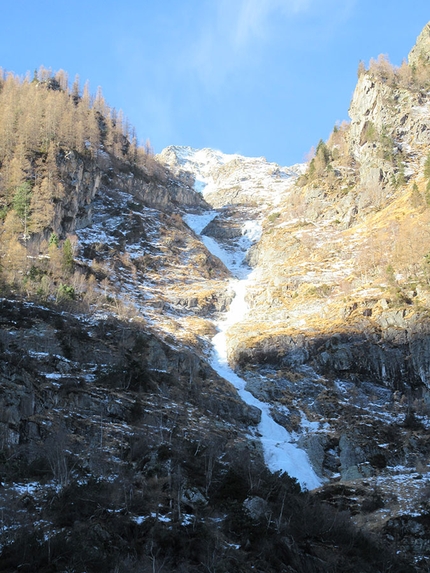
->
<box><xmin>410</xmin><ymin>182</ymin><xmax>424</xmax><ymax>208</ymax></box>
<box><xmin>315</xmin><ymin>139</ymin><xmax>330</xmax><ymax>165</ymax></box>
<box><xmin>424</xmin><ymin>152</ymin><xmax>430</xmax><ymax>180</ymax></box>
<box><xmin>62</xmin><ymin>238</ymin><xmax>74</xmax><ymax>275</ymax></box>
<box><xmin>49</xmin><ymin>232</ymin><xmax>59</xmax><ymax>247</ymax></box>
<box><xmin>13</xmin><ymin>181</ymin><xmax>32</xmax><ymax>237</ymax></box>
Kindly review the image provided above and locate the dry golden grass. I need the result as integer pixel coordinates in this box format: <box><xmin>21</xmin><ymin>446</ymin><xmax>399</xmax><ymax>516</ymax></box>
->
<box><xmin>221</xmin><ymin>177</ymin><xmax>430</xmax><ymax>359</ymax></box>
<box><xmin>178</xmin><ymin>316</ymin><xmax>217</xmax><ymax>339</ymax></box>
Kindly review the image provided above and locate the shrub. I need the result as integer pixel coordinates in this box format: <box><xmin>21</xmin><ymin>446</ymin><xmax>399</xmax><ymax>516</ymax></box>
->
<box><xmin>56</xmin><ymin>283</ymin><xmax>75</xmax><ymax>301</ymax></box>
<box><xmin>403</xmin><ymin>409</ymin><xmax>424</xmax><ymax>430</ymax></box>
<box><xmin>361</xmin><ymin>490</ymin><xmax>385</xmax><ymax>513</ymax></box>
<box><xmin>267</xmin><ymin>212</ymin><xmax>280</xmax><ymax>223</ymax></box>
<box><xmin>48</xmin><ymin>479</ymin><xmax>117</xmax><ymax>526</ymax></box>
<box><xmin>361</xmin><ymin>121</ymin><xmax>378</xmax><ymax>144</ymax></box>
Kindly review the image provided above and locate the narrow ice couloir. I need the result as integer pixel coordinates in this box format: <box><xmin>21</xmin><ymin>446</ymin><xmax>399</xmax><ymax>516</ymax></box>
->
<box><xmin>184</xmin><ymin>212</ymin><xmax>322</xmax><ymax>491</ymax></box>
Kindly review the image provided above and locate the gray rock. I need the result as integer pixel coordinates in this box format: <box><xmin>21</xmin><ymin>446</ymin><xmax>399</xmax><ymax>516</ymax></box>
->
<box><xmin>341</xmin><ymin>463</ymin><xmax>374</xmax><ymax>481</ymax></box>
<box><xmin>297</xmin><ymin>434</ymin><xmax>326</xmax><ymax>479</ymax></box>
<box><xmin>376</xmin><ymin>309</ymin><xmax>407</xmax><ymax>329</ymax></box>
<box><xmin>408</xmin><ymin>22</ymin><xmax>430</xmax><ymax>67</ymax></box>
<box><xmin>181</xmin><ymin>487</ymin><xmax>208</xmax><ymax>506</ymax></box>
<box><xmin>243</xmin><ymin>496</ymin><xmax>270</xmax><ymax>520</ymax></box>
<box><xmin>339</xmin><ymin>434</ymin><xmax>367</xmax><ymax>478</ymax></box>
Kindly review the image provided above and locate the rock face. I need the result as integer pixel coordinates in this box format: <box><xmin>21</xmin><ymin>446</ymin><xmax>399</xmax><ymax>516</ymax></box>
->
<box><xmin>0</xmin><ymin>299</ymin><xmax>260</xmax><ymax>450</ymax></box>
<box><xmin>53</xmin><ymin>151</ymin><xmax>102</xmax><ymax>235</ymax></box>
<box><xmin>348</xmin><ymin>69</ymin><xmax>430</xmax><ymax>188</ymax></box>
<box><xmin>409</xmin><ymin>22</ymin><xmax>430</xmax><ymax>66</ymax></box>
<box><xmin>232</xmin><ymin>312</ymin><xmax>430</xmax><ymax>392</ymax></box>
<box><xmin>51</xmin><ymin>149</ymin><xmax>207</xmax><ymax>238</ymax></box>
<box><xmin>132</xmin><ymin>174</ymin><xmax>208</xmax><ymax>212</ymax></box>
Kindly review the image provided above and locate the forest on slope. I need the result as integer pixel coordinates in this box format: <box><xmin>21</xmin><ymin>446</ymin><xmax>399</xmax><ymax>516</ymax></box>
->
<box><xmin>0</xmin><ymin>66</ymin><xmax>173</xmax><ymax>306</ymax></box>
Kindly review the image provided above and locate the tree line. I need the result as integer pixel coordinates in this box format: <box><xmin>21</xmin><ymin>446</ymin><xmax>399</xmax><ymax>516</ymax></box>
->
<box><xmin>0</xmin><ymin>66</ymin><xmax>157</xmax><ymax>303</ymax></box>
<box><xmin>0</xmin><ymin>66</ymin><xmax>152</xmax><ymax>228</ymax></box>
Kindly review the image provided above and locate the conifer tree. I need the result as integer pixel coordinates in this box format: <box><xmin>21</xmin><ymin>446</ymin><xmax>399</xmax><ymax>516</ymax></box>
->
<box><xmin>4</xmin><ymin>148</ymin><xmax>30</xmax><ymax>206</ymax></box>
<box><xmin>93</xmin><ymin>86</ymin><xmax>107</xmax><ymax>115</ymax></box>
<box><xmin>62</xmin><ymin>238</ymin><xmax>74</xmax><ymax>275</ymax></box>
<box><xmin>72</xmin><ymin>74</ymin><xmax>80</xmax><ymax>104</ymax></box>
<box><xmin>357</xmin><ymin>60</ymin><xmax>366</xmax><ymax>77</ymax></box>
<box><xmin>29</xmin><ymin>179</ymin><xmax>54</xmax><ymax>233</ymax></box>
<box><xmin>55</xmin><ymin>69</ymin><xmax>69</xmax><ymax>91</ymax></box>
<box><xmin>3</xmin><ymin>237</ymin><xmax>27</xmax><ymax>277</ymax></box>
<box><xmin>13</xmin><ymin>181</ymin><xmax>32</xmax><ymax>238</ymax></box>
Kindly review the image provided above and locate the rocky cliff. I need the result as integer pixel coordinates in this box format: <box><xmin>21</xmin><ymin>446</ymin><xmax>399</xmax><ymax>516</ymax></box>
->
<box><xmin>409</xmin><ymin>22</ymin><xmax>430</xmax><ymax>66</ymax></box>
<box><xmin>52</xmin><ymin>150</ymin><xmax>207</xmax><ymax>238</ymax></box>
<box><xmin>348</xmin><ymin>67</ymin><xmax>430</xmax><ymax>188</ymax></box>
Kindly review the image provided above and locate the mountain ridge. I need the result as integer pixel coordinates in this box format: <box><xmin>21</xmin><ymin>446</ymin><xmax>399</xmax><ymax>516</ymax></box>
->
<box><xmin>158</xmin><ymin>144</ymin><xmax>304</xmax><ymax>208</ymax></box>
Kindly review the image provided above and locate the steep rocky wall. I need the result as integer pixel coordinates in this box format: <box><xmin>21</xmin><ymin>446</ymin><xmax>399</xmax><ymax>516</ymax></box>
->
<box><xmin>54</xmin><ymin>151</ymin><xmax>102</xmax><ymax>235</ymax></box>
<box><xmin>408</xmin><ymin>22</ymin><xmax>430</xmax><ymax>66</ymax></box>
<box><xmin>348</xmin><ymin>72</ymin><xmax>430</xmax><ymax>184</ymax></box>
<box><xmin>0</xmin><ymin>300</ymin><xmax>259</xmax><ymax>448</ymax></box>
<box><xmin>314</xmin><ymin>320</ymin><xmax>430</xmax><ymax>391</ymax></box>
<box><xmin>52</xmin><ymin>150</ymin><xmax>208</xmax><ymax>237</ymax></box>
<box><xmin>133</xmin><ymin>177</ymin><xmax>208</xmax><ymax>211</ymax></box>
<box><xmin>230</xmin><ymin>311</ymin><xmax>430</xmax><ymax>393</ymax></box>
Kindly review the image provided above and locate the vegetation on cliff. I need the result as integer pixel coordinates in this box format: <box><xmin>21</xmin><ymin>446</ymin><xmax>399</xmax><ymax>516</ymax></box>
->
<box><xmin>0</xmin><ymin>67</ymin><xmax>193</xmax><ymax>307</ymax></box>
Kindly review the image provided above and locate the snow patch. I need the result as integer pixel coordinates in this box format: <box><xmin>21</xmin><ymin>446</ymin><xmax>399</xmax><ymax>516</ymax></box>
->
<box><xmin>183</xmin><ymin>211</ymin><xmax>218</xmax><ymax>235</ymax></box>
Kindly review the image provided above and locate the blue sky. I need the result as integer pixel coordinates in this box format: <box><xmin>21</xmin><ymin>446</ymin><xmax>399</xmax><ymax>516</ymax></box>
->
<box><xmin>1</xmin><ymin>1</ymin><xmax>429</xmax><ymax>166</ymax></box>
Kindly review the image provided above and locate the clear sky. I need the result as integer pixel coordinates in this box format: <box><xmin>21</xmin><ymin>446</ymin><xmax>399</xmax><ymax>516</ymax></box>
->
<box><xmin>1</xmin><ymin>1</ymin><xmax>429</xmax><ymax>166</ymax></box>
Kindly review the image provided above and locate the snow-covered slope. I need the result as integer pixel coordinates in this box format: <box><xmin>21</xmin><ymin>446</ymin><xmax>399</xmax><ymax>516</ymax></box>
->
<box><xmin>158</xmin><ymin>145</ymin><xmax>240</xmax><ymax>194</ymax></box>
<box><xmin>158</xmin><ymin>145</ymin><xmax>305</xmax><ymax>209</ymax></box>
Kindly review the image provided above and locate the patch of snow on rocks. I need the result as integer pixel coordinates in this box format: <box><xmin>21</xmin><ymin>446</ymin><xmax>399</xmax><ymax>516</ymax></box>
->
<box><xmin>187</xmin><ymin>211</ymin><xmax>322</xmax><ymax>489</ymax></box>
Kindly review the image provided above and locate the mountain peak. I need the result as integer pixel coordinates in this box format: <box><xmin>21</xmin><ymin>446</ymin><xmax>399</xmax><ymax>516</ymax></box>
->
<box><xmin>408</xmin><ymin>21</ymin><xmax>430</xmax><ymax>66</ymax></box>
<box><xmin>157</xmin><ymin>145</ymin><xmax>304</xmax><ymax>208</ymax></box>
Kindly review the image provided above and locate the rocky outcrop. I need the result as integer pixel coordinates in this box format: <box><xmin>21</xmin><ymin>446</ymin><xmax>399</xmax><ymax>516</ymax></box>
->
<box><xmin>231</xmin><ymin>313</ymin><xmax>430</xmax><ymax>393</ymax></box>
<box><xmin>0</xmin><ymin>299</ymin><xmax>260</xmax><ymax>449</ymax></box>
<box><xmin>408</xmin><ymin>22</ymin><xmax>430</xmax><ymax>66</ymax></box>
<box><xmin>53</xmin><ymin>151</ymin><xmax>102</xmax><ymax>236</ymax></box>
<box><xmin>52</xmin><ymin>150</ymin><xmax>208</xmax><ymax>238</ymax></box>
<box><xmin>348</xmin><ymin>72</ymin><xmax>430</xmax><ymax>185</ymax></box>
<box><xmin>201</xmin><ymin>211</ymin><xmax>244</xmax><ymax>240</ymax></box>
<box><xmin>384</xmin><ymin>515</ymin><xmax>430</xmax><ymax>560</ymax></box>
<box><xmin>170</xmin><ymin>287</ymin><xmax>234</xmax><ymax>315</ymax></box>
<box><xmin>133</xmin><ymin>177</ymin><xmax>208</xmax><ymax>212</ymax></box>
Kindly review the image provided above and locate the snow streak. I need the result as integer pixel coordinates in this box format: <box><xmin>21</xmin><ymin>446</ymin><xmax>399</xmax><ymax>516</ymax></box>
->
<box><xmin>186</xmin><ymin>213</ymin><xmax>322</xmax><ymax>490</ymax></box>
